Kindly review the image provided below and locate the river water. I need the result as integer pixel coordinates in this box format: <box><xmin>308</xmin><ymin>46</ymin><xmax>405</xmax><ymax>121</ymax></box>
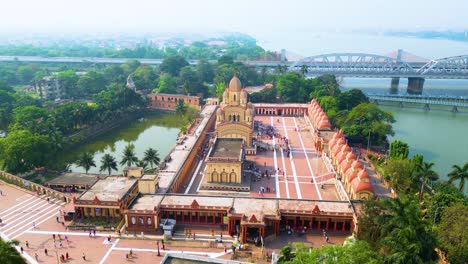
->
<box><xmin>341</xmin><ymin>78</ymin><xmax>468</xmax><ymax>188</ymax></box>
<box><xmin>60</xmin><ymin>114</ymin><xmax>180</xmax><ymax>174</ymax></box>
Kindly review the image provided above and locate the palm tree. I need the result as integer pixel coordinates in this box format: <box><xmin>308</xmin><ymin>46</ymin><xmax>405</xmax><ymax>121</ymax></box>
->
<box><xmin>0</xmin><ymin>239</ymin><xmax>25</xmax><ymax>264</ymax></box>
<box><xmin>418</xmin><ymin>161</ymin><xmax>439</xmax><ymax>186</ymax></box>
<box><xmin>143</xmin><ymin>148</ymin><xmax>160</xmax><ymax>170</ymax></box>
<box><xmin>136</xmin><ymin>160</ymin><xmax>148</xmax><ymax>170</ymax></box>
<box><xmin>76</xmin><ymin>152</ymin><xmax>96</xmax><ymax>174</ymax></box>
<box><xmin>448</xmin><ymin>162</ymin><xmax>468</xmax><ymax>192</ymax></box>
<box><xmin>99</xmin><ymin>154</ymin><xmax>118</xmax><ymax>175</ymax></box>
<box><xmin>120</xmin><ymin>143</ymin><xmax>138</xmax><ymax>168</ymax></box>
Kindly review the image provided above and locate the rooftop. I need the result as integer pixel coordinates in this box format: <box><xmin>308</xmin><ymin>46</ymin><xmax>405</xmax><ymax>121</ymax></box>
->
<box><xmin>46</xmin><ymin>172</ymin><xmax>100</xmax><ymax>187</ymax></box>
<box><xmin>77</xmin><ymin>176</ymin><xmax>137</xmax><ymax>202</ymax></box>
<box><xmin>253</xmin><ymin>103</ymin><xmax>309</xmax><ymax>108</ymax></box>
<box><xmin>129</xmin><ymin>195</ymin><xmax>164</xmax><ymax>211</ymax></box>
<box><xmin>231</xmin><ymin>198</ymin><xmax>278</xmax><ymax>220</ymax></box>
<box><xmin>208</xmin><ymin>138</ymin><xmax>243</xmax><ymax>159</ymax></box>
<box><xmin>157</xmin><ymin>105</ymin><xmax>217</xmax><ymax>193</ymax></box>
<box><xmin>150</xmin><ymin>93</ymin><xmax>200</xmax><ymax>99</ymax></box>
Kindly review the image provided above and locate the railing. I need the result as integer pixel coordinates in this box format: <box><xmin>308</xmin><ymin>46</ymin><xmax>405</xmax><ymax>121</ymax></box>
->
<box><xmin>0</xmin><ymin>170</ymin><xmax>71</xmax><ymax>203</ymax></box>
<box><xmin>369</xmin><ymin>95</ymin><xmax>468</xmax><ymax>107</ymax></box>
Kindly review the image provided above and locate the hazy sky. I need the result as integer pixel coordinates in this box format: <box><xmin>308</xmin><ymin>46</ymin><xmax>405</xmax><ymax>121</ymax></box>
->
<box><xmin>2</xmin><ymin>0</ymin><xmax>467</xmax><ymax>34</ymax></box>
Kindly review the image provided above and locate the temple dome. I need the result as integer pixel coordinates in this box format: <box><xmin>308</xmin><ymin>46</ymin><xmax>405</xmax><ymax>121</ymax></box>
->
<box><xmin>229</xmin><ymin>75</ymin><xmax>242</xmax><ymax>92</ymax></box>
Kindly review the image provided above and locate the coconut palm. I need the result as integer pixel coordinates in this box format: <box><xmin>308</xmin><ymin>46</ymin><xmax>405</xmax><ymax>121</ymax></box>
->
<box><xmin>120</xmin><ymin>143</ymin><xmax>138</xmax><ymax>168</ymax></box>
<box><xmin>418</xmin><ymin>161</ymin><xmax>439</xmax><ymax>186</ymax></box>
<box><xmin>143</xmin><ymin>148</ymin><xmax>160</xmax><ymax>170</ymax></box>
<box><xmin>99</xmin><ymin>154</ymin><xmax>118</xmax><ymax>175</ymax></box>
<box><xmin>75</xmin><ymin>152</ymin><xmax>96</xmax><ymax>174</ymax></box>
<box><xmin>448</xmin><ymin>162</ymin><xmax>468</xmax><ymax>192</ymax></box>
<box><xmin>136</xmin><ymin>160</ymin><xmax>148</xmax><ymax>170</ymax></box>
<box><xmin>0</xmin><ymin>239</ymin><xmax>24</xmax><ymax>264</ymax></box>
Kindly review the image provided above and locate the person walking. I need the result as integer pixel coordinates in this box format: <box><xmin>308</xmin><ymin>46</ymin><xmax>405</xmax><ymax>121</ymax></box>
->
<box><xmin>66</xmin><ymin>252</ymin><xmax>69</xmax><ymax>260</ymax></box>
<box><xmin>25</xmin><ymin>241</ymin><xmax>29</xmax><ymax>248</ymax></box>
<box><xmin>32</xmin><ymin>222</ymin><xmax>36</xmax><ymax>229</ymax></box>
<box><xmin>34</xmin><ymin>253</ymin><xmax>39</xmax><ymax>261</ymax></box>
<box><xmin>82</xmin><ymin>252</ymin><xmax>86</xmax><ymax>261</ymax></box>
<box><xmin>44</xmin><ymin>248</ymin><xmax>48</xmax><ymax>256</ymax></box>
<box><xmin>20</xmin><ymin>247</ymin><xmax>24</xmax><ymax>254</ymax></box>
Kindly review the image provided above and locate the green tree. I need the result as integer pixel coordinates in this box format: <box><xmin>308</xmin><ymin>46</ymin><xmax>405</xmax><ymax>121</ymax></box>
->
<box><xmin>17</xmin><ymin>65</ymin><xmax>38</xmax><ymax>84</ymax></box>
<box><xmin>0</xmin><ymin>239</ymin><xmax>25</xmax><ymax>264</ymax></box>
<box><xmin>136</xmin><ymin>160</ymin><xmax>148</xmax><ymax>170</ymax></box>
<box><xmin>383</xmin><ymin>158</ymin><xmax>416</xmax><ymax>193</ymax></box>
<box><xmin>76</xmin><ymin>152</ymin><xmax>96</xmax><ymax>174</ymax></box>
<box><xmin>0</xmin><ymin>130</ymin><xmax>51</xmax><ymax>173</ymax></box>
<box><xmin>99</xmin><ymin>153</ymin><xmax>118</xmax><ymax>175</ymax></box>
<box><xmin>358</xmin><ymin>197</ymin><xmax>437</xmax><ymax>263</ymax></box>
<box><xmin>175</xmin><ymin>99</ymin><xmax>188</xmax><ymax>116</ymax></box>
<box><xmin>448</xmin><ymin>162</ymin><xmax>468</xmax><ymax>192</ymax></box>
<box><xmin>159</xmin><ymin>55</ymin><xmax>189</xmax><ymax>76</ymax></box>
<box><xmin>416</xmin><ymin>161</ymin><xmax>439</xmax><ymax>186</ymax></box>
<box><xmin>196</xmin><ymin>59</ymin><xmax>214</xmax><ymax>83</ymax></box>
<box><xmin>55</xmin><ymin>70</ymin><xmax>79</xmax><ymax>98</ymax></box>
<box><xmin>336</xmin><ymin>89</ymin><xmax>369</xmax><ymax>110</ymax></box>
<box><xmin>156</xmin><ymin>73</ymin><xmax>177</xmax><ymax>94</ymax></box>
<box><xmin>132</xmin><ymin>65</ymin><xmax>157</xmax><ymax>90</ymax></box>
<box><xmin>436</xmin><ymin>203</ymin><xmax>468</xmax><ymax>264</ymax></box>
<box><xmin>120</xmin><ymin>143</ymin><xmax>138</xmax><ymax>168</ymax></box>
<box><xmin>77</xmin><ymin>70</ymin><xmax>106</xmax><ymax>95</ymax></box>
<box><xmin>341</xmin><ymin>103</ymin><xmax>395</xmax><ymax>145</ymax></box>
<box><xmin>282</xmin><ymin>240</ymin><xmax>383</xmax><ymax>264</ymax></box>
<box><xmin>10</xmin><ymin>105</ymin><xmax>52</xmax><ymax>135</ymax></box>
<box><xmin>389</xmin><ymin>140</ymin><xmax>410</xmax><ymax>160</ymax></box>
<box><xmin>217</xmin><ymin>55</ymin><xmax>234</xmax><ymax>65</ymax></box>
<box><xmin>215</xmin><ymin>81</ymin><xmax>226</xmax><ymax>99</ymax></box>
<box><xmin>143</xmin><ymin>148</ymin><xmax>160</xmax><ymax>170</ymax></box>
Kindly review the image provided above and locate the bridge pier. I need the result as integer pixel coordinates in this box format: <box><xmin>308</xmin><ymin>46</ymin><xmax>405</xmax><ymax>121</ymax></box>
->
<box><xmin>407</xmin><ymin>77</ymin><xmax>425</xmax><ymax>95</ymax></box>
<box><xmin>390</xmin><ymin>77</ymin><xmax>399</xmax><ymax>94</ymax></box>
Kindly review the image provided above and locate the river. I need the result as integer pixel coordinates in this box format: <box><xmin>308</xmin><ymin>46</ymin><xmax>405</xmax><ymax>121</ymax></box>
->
<box><xmin>340</xmin><ymin>78</ymin><xmax>468</xmax><ymax>190</ymax></box>
<box><xmin>59</xmin><ymin>113</ymin><xmax>180</xmax><ymax>174</ymax></box>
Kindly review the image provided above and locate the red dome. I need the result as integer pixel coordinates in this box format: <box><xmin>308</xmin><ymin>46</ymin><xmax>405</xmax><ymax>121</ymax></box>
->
<box><xmin>336</xmin><ymin>152</ymin><xmax>347</xmax><ymax>164</ymax></box>
<box><xmin>352</xmin><ymin>180</ymin><xmax>374</xmax><ymax>193</ymax></box>
<box><xmin>358</xmin><ymin>170</ymin><xmax>370</xmax><ymax>180</ymax></box>
<box><xmin>351</xmin><ymin>160</ymin><xmax>363</xmax><ymax>170</ymax></box>
<box><xmin>346</xmin><ymin>170</ymin><xmax>358</xmax><ymax>183</ymax></box>
<box><xmin>340</xmin><ymin>160</ymin><xmax>352</xmax><ymax>172</ymax></box>
<box><xmin>340</xmin><ymin>144</ymin><xmax>351</xmax><ymax>153</ymax></box>
<box><xmin>318</xmin><ymin>121</ymin><xmax>331</xmax><ymax>130</ymax></box>
<box><xmin>346</xmin><ymin>152</ymin><xmax>357</xmax><ymax>160</ymax></box>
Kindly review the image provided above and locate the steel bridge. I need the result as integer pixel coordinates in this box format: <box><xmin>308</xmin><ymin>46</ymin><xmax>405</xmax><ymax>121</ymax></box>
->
<box><xmin>368</xmin><ymin>93</ymin><xmax>468</xmax><ymax>112</ymax></box>
<box><xmin>289</xmin><ymin>53</ymin><xmax>468</xmax><ymax>79</ymax></box>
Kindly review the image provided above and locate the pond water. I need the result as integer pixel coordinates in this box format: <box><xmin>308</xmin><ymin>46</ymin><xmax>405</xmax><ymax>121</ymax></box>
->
<box><xmin>59</xmin><ymin>113</ymin><xmax>180</xmax><ymax>174</ymax></box>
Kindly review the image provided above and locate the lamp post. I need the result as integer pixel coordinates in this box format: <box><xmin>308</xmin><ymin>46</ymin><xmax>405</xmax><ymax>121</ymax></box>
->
<box><xmin>157</xmin><ymin>241</ymin><xmax>160</xmax><ymax>256</ymax></box>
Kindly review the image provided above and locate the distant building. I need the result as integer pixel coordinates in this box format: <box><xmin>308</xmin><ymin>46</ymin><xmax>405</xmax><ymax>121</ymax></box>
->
<box><xmin>148</xmin><ymin>93</ymin><xmax>200</xmax><ymax>111</ymax></box>
<box><xmin>35</xmin><ymin>76</ymin><xmax>64</xmax><ymax>100</ymax></box>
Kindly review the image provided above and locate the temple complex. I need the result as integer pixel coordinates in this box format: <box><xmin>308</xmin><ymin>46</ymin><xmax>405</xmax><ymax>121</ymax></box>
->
<box><xmin>69</xmin><ymin>75</ymin><xmax>389</xmax><ymax>244</ymax></box>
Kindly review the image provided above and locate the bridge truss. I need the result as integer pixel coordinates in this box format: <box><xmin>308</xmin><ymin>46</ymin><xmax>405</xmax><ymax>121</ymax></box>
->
<box><xmin>289</xmin><ymin>53</ymin><xmax>415</xmax><ymax>76</ymax></box>
<box><xmin>417</xmin><ymin>55</ymin><xmax>468</xmax><ymax>76</ymax></box>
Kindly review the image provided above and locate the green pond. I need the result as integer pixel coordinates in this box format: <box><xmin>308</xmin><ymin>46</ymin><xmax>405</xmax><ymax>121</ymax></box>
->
<box><xmin>59</xmin><ymin>113</ymin><xmax>180</xmax><ymax>174</ymax></box>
